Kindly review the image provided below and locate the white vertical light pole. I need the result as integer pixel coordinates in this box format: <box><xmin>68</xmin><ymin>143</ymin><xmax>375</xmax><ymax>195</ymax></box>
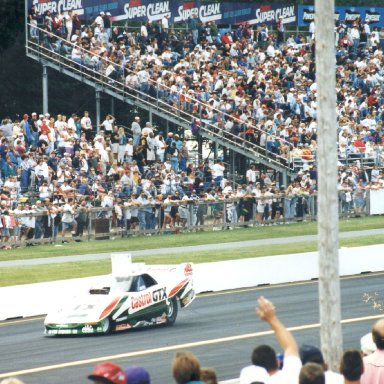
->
<box><xmin>315</xmin><ymin>0</ymin><xmax>343</xmax><ymax>371</ymax></box>
<box><xmin>42</xmin><ymin>64</ymin><xmax>49</xmax><ymax>114</ymax></box>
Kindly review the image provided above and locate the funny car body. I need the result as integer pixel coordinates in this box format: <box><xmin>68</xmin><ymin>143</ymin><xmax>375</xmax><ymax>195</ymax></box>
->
<box><xmin>44</xmin><ymin>254</ymin><xmax>195</xmax><ymax>335</ymax></box>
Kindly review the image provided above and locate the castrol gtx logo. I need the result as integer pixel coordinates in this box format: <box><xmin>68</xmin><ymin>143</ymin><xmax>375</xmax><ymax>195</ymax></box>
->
<box><xmin>130</xmin><ymin>287</ymin><xmax>167</xmax><ymax>312</ymax></box>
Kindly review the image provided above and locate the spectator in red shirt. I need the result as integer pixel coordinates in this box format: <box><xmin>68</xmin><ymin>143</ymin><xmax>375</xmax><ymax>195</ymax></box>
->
<box><xmin>353</xmin><ymin>135</ymin><xmax>366</xmax><ymax>154</ymax></box>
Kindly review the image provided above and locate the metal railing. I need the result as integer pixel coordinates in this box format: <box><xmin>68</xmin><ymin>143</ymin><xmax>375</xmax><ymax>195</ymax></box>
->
<box><xmin>1</xmin><ymin>191</ymin><xmax>371</xmax><ymax>248</ymax></box>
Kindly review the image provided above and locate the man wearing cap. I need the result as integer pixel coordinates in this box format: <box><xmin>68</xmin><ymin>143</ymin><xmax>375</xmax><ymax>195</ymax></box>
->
<box><xmin>94</xmin><ymin>11</ymin><xmax>105</xmax><ymax>29</ymax></box>
<box><xmin>88</xmin><ymin>362</ymin><xmax>126</xmax><ymax>384</ymax></box>
<box><xmin>131</xmin><ymin>117</ymin><xmax>141</xmax><ymax>146</ymax></box>
<box><xmin>299</xmin><ymin>344</ymin><xmax>343</xmax><ymax>383</ymax></box>
<box><xmin>124</xmin><ymin>366</ymin><xmax>150</xmax><ymax>384</ymax></box>
<box><xmin>104</xmin><ymin>12</ymin><xmax>112</xmax><ymax>41</ymax></box>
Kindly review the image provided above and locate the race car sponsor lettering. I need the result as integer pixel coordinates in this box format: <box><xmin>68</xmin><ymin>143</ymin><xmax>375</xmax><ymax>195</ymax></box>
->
<box><xmin>184</xmin><ymin>263</ymin><xmax>193</xmax><ymax>276</ymax></box>
<box><xmin>153</xmin><ymin>287</ymin><xmax>167</xmax><ymax>301</ymax></box>
<box><xmin>82</xmin><ymin>325</ymin><xmax>94</xmax><ymax>333</ymax></box>
<box><xmin>131</xmin><ymin>287</ymin><xmax>167</xmax><ymax>310</ymax></box>
<box><xmin>132</xmin><ymin>292</ymin><xmax>152</xmax><ymax>309</ymax></box>
<box><xmin>47</xmin><ymin>329</ymin><xmax>74</xmax><ymax>335</ymax></box>
<box><xmin>115</xmin><ymin>323</ymin><xmax>131</xmax><ymax>331</ymax></box>
<box><xmin>154</xmin><ymin>315</ymin><xmax>167</xmax><ymax>324</ymax></box>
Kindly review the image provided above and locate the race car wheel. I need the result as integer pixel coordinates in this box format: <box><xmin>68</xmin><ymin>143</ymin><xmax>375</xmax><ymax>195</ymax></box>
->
<box><xmin>101</xmin><ymin>317</ymin><xmax>112</xmax><ymax>334</ymax></box>
<box><xmin>167</xmin><ymin>297</ymin><xmax>178</xmax><ymax>325</ymax></box>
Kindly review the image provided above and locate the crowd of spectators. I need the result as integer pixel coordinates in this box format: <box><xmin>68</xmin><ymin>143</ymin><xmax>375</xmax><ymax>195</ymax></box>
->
<box><xmin>2</xmin><ymin>9</ymin><xmax>381</xmax><ymax>247</ymax></box>
<box><xmin>3</xmin><ymin>296</ymin><xmax>383</xmax><ymax>384</ymax></box>
<box><xmin>28</xmin><ymin>7</ymin><xmax>384</xmax><ymax>166</ymax></box>
<box><xmin>0</xmin><ymin>107</ymin><xmax>380</xmax><ymax>247</ymax></box>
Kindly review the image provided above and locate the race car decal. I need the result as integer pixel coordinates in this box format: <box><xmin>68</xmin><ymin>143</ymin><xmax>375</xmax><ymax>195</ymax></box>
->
<box><xmin>82</xmin><ymin>325</ymin><xmax>94</xmax><ymax>333</ymax></box>
<box><xmin>168</xmin><ymin>279</ymin><xmax>189</xmax><ymax>298</ymax></box>
<box><xmin>115</xmin><ymin>323</ymin><xmax>131</xmax><ymax>331</ymax></box>
<box><xmin>130</xmin><ymin>287</ymin><xmax>167</xmax><ymax>312</ymax></box>
<box><xmin>98</xmin><ymin>296</ymin><xmax>122</xmax><ymax>320</ymax></box>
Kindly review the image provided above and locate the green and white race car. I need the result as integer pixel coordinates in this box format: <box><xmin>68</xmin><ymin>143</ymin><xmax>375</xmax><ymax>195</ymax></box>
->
<box><xmin>44</xmin><ymin>255</ymin><xmax>195</xmax><ymax>335</ymax></box>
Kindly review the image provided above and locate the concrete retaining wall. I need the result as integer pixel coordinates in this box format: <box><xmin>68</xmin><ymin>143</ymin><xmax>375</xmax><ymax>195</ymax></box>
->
<box><xmin>1</xmin><ymin>244</ymin><xmax>382</xmax><ymax>321</ymax></box>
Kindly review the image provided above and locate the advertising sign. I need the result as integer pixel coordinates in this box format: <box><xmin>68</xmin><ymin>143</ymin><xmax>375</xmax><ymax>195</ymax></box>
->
<box><xmin>298</xmin><ymin>5</ymin><xmax>384</xmax><ymax>27</ymax></box>
<box><xmin>29</xmin><ymin>0</ymin><xmax>297</xmax><ymax>26</ymax></box>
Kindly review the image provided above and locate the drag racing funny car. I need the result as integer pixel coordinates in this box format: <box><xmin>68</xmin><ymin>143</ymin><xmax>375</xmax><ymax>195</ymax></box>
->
<box><xmin>44</xmin><ymin>253</ymin><xmax>195</xmax><ymax>335</ymax></box>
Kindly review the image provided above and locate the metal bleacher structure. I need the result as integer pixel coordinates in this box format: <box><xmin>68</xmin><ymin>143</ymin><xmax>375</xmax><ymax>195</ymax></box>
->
<box><xmin>26</xmin><ymin>24</ymin><xmax>302</xmax><ymax>185</ymax></box>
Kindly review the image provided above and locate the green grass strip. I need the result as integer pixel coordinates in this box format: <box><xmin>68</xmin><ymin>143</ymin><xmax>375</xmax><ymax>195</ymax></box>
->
<box><xmin>2</xmin><ymin>235</ymin><xmax>383</xmax><ymax>287</ymax></box>
<box><xmin>1</xmin><ymin>216</ymin><xmax>383</xmax><ymax>262</ymax></box>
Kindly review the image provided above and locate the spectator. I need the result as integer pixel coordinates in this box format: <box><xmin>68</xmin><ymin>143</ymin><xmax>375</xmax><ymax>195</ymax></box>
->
<box><xmin>360</xmin><ymin>332</ymin><xmax>376</xmax><ymax>356</ymax></box>
<box><xmin>211</xmin><ymin>160</ymin><xmax>225</xmax><ymax>188</ymax></box>
<box><xmin>239</xmin><ymin>365</ymin><xmax>269</xmax><ymax>384</ymax></box>
<box><xmin>245</xmin><ymin>296</ymin><xmax>302</xmax><ymax>383</ymax></box>
<box><xmin>300</xmin><ymin>363</ymin><xmax>325</xmax><ymax>384</ymax></box>
<box><xmin>132</xmin><ymin>116</ymin><xmax>142</xmax><ymax>146</ymax></box>
<box><xmin>81</xmin><ymin>111</ymin><xmax>93</xmax><ymax>141</ymax></box>
<box><xmin>124</xmin><ymin>366</ymin><xmax>150</xmax><ymax>384</ymax></box>
<box><xmin>0</xmin><ymin>379</ymin><xmax>25</xmax><ymax>384</ymax></box>
<box><xmin>172</xmin><ymin>351</ymin><xmax>205</xmax><ymax>384</ymax></box>
<box><xmin>299</xmin><ymin>344</ymin><xmax>343</xmax><ymax>384</ymax></box>
<box><xmin>340</xmin><ymin>350</ymin><xmax>364</xmax><ymax>383</ymax></box>
<box><xmin>60</xmin><ymin>198</ymin><xmax>77</xmax><ymax>243</ymax></box>
<box><xmin>361</xmin><ymin>318</ymin><xmax>384</xmax><ymax>384</ymax></box>
<box><xmin>88</xmin><ymin>362</ymin><xmax>127</xmax><ymax>384</ymax></box>
<box><xmin>200</xmin><ymin>368</ymin><xmax>218</xmax><ymax>384</ymax></box>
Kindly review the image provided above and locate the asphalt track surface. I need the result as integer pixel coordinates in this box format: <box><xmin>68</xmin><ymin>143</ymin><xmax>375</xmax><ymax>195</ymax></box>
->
<box><xmin>0</xmin><ymin>228</ymin><xmax>383</xmax><ymax>267</ymax></box>
<box><xmin>1</xmin><ymin>273</ymin><xmax>384</xmax><ymax>384</ymax></box>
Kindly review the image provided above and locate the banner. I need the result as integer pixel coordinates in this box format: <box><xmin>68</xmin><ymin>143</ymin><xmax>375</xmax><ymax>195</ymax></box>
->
<box><xmin>28</xmin><ymin>0</ymin><xmax>297</xmax><ymax>26</ymax></box>
<box><xmin>298</xmin><ymin>5</ymin><xmax>384</xmax><ymax>27</ymax></box>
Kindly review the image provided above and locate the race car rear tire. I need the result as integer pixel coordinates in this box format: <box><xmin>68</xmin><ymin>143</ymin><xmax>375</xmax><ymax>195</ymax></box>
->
<box><xmin>167</xmin><ymin>297</ymin><xmax>178</xmax><ymax>325</ymax></box>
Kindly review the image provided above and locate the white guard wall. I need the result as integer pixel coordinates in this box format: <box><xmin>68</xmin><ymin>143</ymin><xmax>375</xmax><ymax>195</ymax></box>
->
<box><xmin>1</xmin><ymin>244</ymin><xmax>383</xmax><ymax>321</ymax></box>
<box><xmin>370</xmin><ymin>190</ymin><xmax>384</xmax><ymax>214</ymax></box>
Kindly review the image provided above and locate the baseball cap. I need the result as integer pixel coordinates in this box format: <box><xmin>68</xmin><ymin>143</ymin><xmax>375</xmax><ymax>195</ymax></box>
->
<box><xmin>299</xmin><ymin>344</ymin><xmax>325</xmax><ymax>365</ymax></box>
<box><xmin>239</xmin><ymin>365</ymin><xmax>269</xmax><ymax>384</ymax></box>
<box><xmin>125</xmin><ymin>366</ymin><xmax>150</xmax><ymax>384</ymax></box>
<box><xmin>88</xmin><ymin>362</ymin><xmax>126</xmax><ymax>384</ymax></box>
